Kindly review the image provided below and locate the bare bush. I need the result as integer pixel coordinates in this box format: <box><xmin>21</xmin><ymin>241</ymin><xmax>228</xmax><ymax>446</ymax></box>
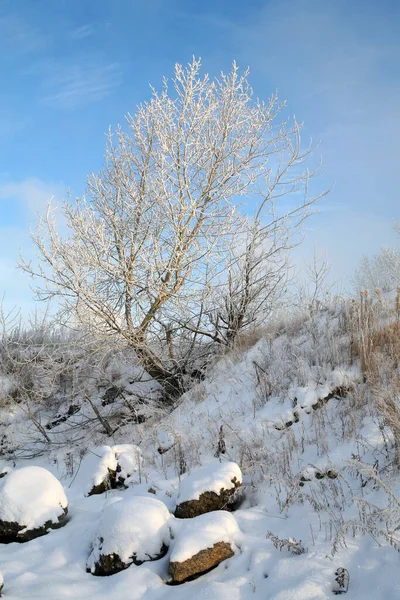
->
<box><xmin>294</xmin><ymin>245</ymin><xmax>336</xmax><ymax>314</ymax></box>
<box><xmin>267</xmin><ymin>531</ymin><xmax>307</xmax><ymax>555</ymax></box>
<box><xmin>333</xmin><ymin>460</ymin><xmax>400</xmax><ymax>555</ymax></box>
<box><xmin>0</xmin><ymin>306</ymin><xmax>80</xmax><ymax>446</ymax></box>
<box><xmin>0</xmin><ymin>304</ymin><xmax>166</xmax><ymax>455</ymax></box>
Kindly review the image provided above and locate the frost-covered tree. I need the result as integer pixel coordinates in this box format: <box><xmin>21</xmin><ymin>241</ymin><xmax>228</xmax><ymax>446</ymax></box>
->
<box><xmin>353</xmin><ymin>247</ymin><xmax>400</xmax><ymax>294</ymax></box>
<box><xmin>353</xmin><ymin>222</ymin><xmax>400</xmax><ymax>295</ymax></box>
<box><xmin>21</xmin><ymin>59</ymin><xmax>325</xmax><ymax>398</ymax></box>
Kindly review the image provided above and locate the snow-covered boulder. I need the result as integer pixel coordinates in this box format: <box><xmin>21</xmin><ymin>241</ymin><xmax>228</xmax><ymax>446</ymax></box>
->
<box><xmin>169</xmin><ymin>511</ymin><xmax>239</xmax><ymax>582</ymax></box>
<box><xmin>0</xmin><ymin>466</ymin><xmax>68</xmax><ymax>543</ymax></box>
<box><xmin>86</xmin><ymin>444</ymin><xmax>143</xmax><ymax>496</ymax></box>
<box><xmin>87</xmin><ymin>496</ymin><xmax>171</xmax><ymax>576</ymax></box>
<box><xmin>113</xmin><ymin>444</ymin><xmax>143</xmax><ymax>486</ymax></box>
<box><xmin>175</xmin><ymin>461</ymin><xmax>242</xmax><ymax>518</ymax></box>
<box><xmin>86</xmin><ymin>446</ymin><xmax>118</xmax><ymax>496</ymax></box>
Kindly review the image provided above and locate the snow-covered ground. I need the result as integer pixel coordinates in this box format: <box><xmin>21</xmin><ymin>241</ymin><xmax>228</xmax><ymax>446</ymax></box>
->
<box><xmin>0</xmin><ymin>461</ymin><xmax>399</xmax><ymax>599</ymax></box>
<box><xmin>1</xmin><ymin>299</ymin><xmax>400</xmax><ymax>598</ymax></box>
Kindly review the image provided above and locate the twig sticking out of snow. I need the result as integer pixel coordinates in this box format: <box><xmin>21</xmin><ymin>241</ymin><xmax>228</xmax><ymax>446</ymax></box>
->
<box><xmin>332</xmin><ymin>567</ymin><xmax>350</xmax><ymax>595</ymax></box>
<box><xmin>267</xmin><ymin>531</ymin><xmax>307</xmax><ymax>555</ymax></box>
<box><xmin>214</xmin><ymin>425</ymin><xmax>226</xmax><ymax>458</ymax></box>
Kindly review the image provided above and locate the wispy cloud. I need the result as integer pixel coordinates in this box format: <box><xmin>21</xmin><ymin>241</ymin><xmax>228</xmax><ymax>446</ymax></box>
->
<box><xmin>71</xmin><ymin>24</ymin><xmax>94</xmax><ymax>39</ymax></box>
<box><xmin>233</xmin><ymin>0</ymin><xmax>400</xmax><ymax>212</ymax></box>
<box><xmin>0</xmin><ymin>177</ymin><xmax>64</xmax><ymax>215</ymax></box>
<box><xmin>42</xmin><ymin>61</ymin><xmax>121</xmax><ymax>109</ymax></box>
<box><xmin>194</xmin><ymin>0</ymin><xmax>400</xmax><ymax>284</ymax></box>
<box><xmin>0</xmin><ymin>109</ymin><xmax>27</xmax><ymax>138</ymax></box>
<box><xmin>0</xmin><ymin>13</ymin><xmax>46</xmax><ymax>54</ymax></box>
<box><xmin>0</xmin><ymin>177</ymin><xmax>66</xmax><ymax>313</ymax></box>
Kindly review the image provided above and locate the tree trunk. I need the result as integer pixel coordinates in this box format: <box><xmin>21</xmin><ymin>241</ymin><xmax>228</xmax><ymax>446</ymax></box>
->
<box><xmin>133</xmin><ymin>343</ymin><xmax>184</xmax><ymax>402</ymax></box>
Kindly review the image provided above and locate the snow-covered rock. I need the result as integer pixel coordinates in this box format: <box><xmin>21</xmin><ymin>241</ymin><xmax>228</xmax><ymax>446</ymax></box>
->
<box><xmin>87</xmin><ymin>495</ymin><xmax>171</xmax><ymax>576</ymax></box>
<box><xmin>113</xmin><ymin>444</ymin><xmax>143</xmax><ymax>485</ymax></box>
<box><xmin>0</xmin><ymin>466</ymin><xmax>68</xmax><ymax>543</ymax></box>
<box><xmin>86</xmin><ymin>444</ymin><xmax>143</xmax><ymax>496</ymax></box>
<box><xmin>86</xmin><ymin>446</ymin><xmax>118</xmax><ymax>496</ymax></box>
<box><xmin>175</xmin><ymin>461</ymin><xmax>242</xmax><ymax>518</ymax></box>
<box><xmin>169</xmin><ymin>511</ymin><xmax>239</xmax><ymax>582</ymax></box>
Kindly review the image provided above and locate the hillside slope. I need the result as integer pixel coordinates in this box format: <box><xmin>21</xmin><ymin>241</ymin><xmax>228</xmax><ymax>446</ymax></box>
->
<box><xmin>0</xmin><ymin>294</ymin><xmax>399</xmax><ymax>598</ymax></box>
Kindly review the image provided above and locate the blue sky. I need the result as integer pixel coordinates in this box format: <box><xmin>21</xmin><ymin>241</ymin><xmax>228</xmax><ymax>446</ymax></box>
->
<box><xmin>0</xmin><ymin>0</ymin><xmax>399</xmax><ymax>314</ymax></box>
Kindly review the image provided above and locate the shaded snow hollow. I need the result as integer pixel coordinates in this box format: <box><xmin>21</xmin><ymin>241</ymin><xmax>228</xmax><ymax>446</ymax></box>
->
<box><xmin>87</xmin><ymin>495</ymin><xmax>171</xmax><ymax>570</ymax></box>
<box><xmin>177</xmin><ymin>462</ymin><xmax>242</xmax><ymax>504</ymax></box>
<box><xmin>0</xmin><ymin>466</ymin><xmax>67</xmax><ymax>531</ymax></box>
<box><xmin>170</xmin><ymin>511</ymin><xmax>240</xmax><ymax>564</ymax></box>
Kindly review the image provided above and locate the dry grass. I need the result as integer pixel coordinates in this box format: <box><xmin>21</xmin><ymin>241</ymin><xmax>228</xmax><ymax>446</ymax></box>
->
<box><xmin>360</xmin><ymin>321</ymin><xmax>400</xmax><ymax>377</ymax></box>
<box><xmin>233</xmin><ymin>326</ymin><xmax>270</xmax><ymax>352</ymax></box>
<box><xmin>343</xmin><ymin>290</ymin><xmax>400</xmax><ymax>374</ymax></box>
<box><xmin>360</xmin><ymin>320</ymin><xmax>400</xmax><ymax>466</ymax></box>
<box><xmin>340</xmin><ymin>292</ymin><xmax>400</xmax><ymax>465</ymax></box>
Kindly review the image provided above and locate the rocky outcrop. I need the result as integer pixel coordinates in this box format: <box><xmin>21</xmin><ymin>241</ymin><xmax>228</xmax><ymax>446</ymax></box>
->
<box><xmin>175</xmin><ymin>487</ymin><xmax>240</xmax><ymax>519</ymax></box>
<box><xmin>87</xmin><ymin>470</ymin><xmax>117</xmax><ymax>496</ymax></box>
<box><xmin>168</xmin><ymin>511</ymin><xmax>239</xmax><ymax>583</ymax></box>
<box><xmin>169</xmin><ymin>541</ymin><xmax>234</xmax><ymax>582</ymax></box>
<box><xmin>0</xmin><ymin>509</ymin><xmax>68</xmax><ymax>543</ymax></box>
<box><xmin>175</xmin><ymin>462</ymin><xmax>242</xmax><ymax>518</ymax></box>
<box><xmin>89</xmin><ymin>542</ymin><xmax>168</xmax><ymax>576</ymax></box>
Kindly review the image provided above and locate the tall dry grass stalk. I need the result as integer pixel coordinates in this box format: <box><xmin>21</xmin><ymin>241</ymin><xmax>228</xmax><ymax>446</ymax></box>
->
<box><xmin>350</xmin><ymin>293</ymin><xmax>400</xmax><ymax>466</ymax></box>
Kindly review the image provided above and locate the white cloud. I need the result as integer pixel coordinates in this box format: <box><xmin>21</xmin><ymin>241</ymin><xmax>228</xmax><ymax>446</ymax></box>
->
<box><xmin>0</xmin><ymin>177</ymin><xmax>64</xmax><ymax>216</ymax></box>
<box><xmin>42</xmin><ymin>62</ymin><xmax>121</xmax><ymax>109</ymax></box>
<box><xmin>0</xmin><ymin>177</ymin><xmax>65</xmax><ymax>316</ymax></box>
<box><xmin>71</xmin><ymin>24</ymin><xmax>94</xmax><ymax>39</ymax></box>
<box><xmin>220</xmin><ymin>0</ymin><xmax>399</xmax><ymax>286</ymax></box>
<box><xmin>0</xmin><ymin>13</ymin><xmax>46</xmax><ymax>54</ymax></box>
